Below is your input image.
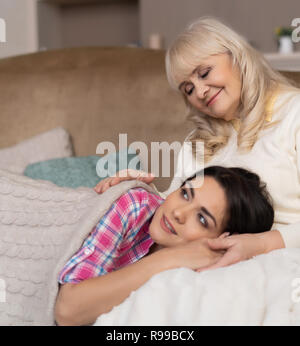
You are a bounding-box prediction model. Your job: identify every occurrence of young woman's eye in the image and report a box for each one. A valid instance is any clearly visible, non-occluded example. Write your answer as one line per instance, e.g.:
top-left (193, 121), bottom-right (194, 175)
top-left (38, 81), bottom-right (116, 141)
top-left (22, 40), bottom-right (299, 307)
top-left (180, 187), bottom-right (189, 200)
top-left (198, 213), bottom-right (208, 227)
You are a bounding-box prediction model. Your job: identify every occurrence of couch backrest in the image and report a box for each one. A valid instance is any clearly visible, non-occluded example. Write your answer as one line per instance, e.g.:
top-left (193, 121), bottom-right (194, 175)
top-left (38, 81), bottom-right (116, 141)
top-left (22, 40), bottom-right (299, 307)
top-left (0, 47), bottom-right (189, 190)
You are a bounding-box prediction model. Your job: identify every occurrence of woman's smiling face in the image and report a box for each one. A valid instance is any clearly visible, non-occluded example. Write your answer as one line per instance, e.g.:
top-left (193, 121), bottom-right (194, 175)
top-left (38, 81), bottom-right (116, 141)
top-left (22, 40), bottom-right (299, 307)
top-left (179, 53), bottom-right (242, 121)
top-left (149, 176), bottom-right (228, 248)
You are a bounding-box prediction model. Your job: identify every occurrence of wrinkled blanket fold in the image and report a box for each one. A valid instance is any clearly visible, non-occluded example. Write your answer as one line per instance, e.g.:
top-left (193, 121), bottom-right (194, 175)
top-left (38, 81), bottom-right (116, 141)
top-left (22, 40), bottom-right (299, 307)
top-left (95, 248), bottom-right (300, 326)
top-left (0, 168), bottom-right (156, 325)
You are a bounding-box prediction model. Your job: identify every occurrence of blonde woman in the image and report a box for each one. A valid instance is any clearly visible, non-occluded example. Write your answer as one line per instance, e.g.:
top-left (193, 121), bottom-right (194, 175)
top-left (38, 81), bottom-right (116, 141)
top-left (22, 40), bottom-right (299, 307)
top-left (94, 17), bottom-right (300, 270)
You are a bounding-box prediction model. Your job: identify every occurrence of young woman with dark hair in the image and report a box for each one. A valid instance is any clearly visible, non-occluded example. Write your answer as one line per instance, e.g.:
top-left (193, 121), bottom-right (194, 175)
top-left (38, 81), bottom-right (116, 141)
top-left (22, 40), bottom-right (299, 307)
top-left (55, 166), bottom-right (273, 325)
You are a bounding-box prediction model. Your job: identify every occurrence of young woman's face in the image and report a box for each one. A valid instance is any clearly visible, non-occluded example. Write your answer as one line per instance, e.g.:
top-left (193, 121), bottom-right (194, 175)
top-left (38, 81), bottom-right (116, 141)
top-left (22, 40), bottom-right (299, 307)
top-left (179, 53), bottom-right (242, 121)
top-left (149, 176), bottom-right (228, 248)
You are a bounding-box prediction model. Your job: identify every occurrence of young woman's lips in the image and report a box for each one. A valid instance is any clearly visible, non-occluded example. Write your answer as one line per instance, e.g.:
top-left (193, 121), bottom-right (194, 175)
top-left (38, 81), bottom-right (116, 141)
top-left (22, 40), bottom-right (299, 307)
top-left (207, 88), bottom-right (223, 106)
top-left (160, 215), bottom-right (177, 235)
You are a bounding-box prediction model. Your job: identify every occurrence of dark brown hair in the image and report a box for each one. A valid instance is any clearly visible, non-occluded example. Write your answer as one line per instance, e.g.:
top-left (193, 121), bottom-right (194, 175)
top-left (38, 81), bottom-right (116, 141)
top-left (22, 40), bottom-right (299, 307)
top-left (182, 166), bottom-right (274, 234)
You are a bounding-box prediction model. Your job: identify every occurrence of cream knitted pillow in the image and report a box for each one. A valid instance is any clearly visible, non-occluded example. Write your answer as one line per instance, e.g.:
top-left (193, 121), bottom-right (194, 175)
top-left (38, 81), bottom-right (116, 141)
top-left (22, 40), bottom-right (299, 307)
top-left (0, 169), bottom-right (156, 325)
top-left (0, 127), bottom-right (74, 174)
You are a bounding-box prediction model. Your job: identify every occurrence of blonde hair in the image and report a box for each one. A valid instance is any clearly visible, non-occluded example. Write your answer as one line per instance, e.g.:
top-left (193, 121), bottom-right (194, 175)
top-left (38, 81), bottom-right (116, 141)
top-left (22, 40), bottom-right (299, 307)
top-left (166, 16), bottom-right (299, 162)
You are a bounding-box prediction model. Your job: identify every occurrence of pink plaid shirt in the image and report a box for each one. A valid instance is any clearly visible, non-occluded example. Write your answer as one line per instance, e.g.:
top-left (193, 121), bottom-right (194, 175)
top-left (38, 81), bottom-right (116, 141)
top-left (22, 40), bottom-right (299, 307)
top-left (58, 188), bottom-right (164, 284)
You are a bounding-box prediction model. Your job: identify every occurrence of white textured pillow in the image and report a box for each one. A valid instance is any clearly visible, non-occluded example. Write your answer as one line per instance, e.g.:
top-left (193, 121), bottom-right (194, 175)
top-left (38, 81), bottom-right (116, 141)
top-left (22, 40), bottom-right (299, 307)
top-left (0, 127), bottom-right (74, 174)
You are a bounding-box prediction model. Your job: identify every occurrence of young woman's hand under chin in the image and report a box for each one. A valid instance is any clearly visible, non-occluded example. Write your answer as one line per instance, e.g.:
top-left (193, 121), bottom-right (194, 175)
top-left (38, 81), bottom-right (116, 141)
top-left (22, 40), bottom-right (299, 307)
top-left (162, 235), bottom-right (228, 272)
top-left (197, 230), bottom-right (285, 272)
top-left (94, 169), bottom-right (155, 194)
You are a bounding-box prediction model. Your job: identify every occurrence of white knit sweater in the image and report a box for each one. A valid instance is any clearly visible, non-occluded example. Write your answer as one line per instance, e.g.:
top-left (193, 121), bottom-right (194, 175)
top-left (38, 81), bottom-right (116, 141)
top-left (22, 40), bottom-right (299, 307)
top-left (166, 91), bottom-right (300, 248)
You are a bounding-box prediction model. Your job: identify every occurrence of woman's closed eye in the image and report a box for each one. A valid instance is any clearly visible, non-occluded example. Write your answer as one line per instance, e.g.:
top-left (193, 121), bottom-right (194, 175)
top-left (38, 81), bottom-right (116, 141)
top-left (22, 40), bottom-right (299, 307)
top-left (184, 83), bottom-right (194, 96)
top-left (196, 66), bottom-right (211, 79)
top-left (183, 69), bottom-right (211, 96)
top-left (200, 70), bottom-right (210, 78)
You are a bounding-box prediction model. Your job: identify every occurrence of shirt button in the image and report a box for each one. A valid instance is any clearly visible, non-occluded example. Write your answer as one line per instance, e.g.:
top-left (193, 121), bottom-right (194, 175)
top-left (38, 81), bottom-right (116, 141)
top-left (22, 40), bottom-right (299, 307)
top-left (84, 248), bottom-right (93, 256)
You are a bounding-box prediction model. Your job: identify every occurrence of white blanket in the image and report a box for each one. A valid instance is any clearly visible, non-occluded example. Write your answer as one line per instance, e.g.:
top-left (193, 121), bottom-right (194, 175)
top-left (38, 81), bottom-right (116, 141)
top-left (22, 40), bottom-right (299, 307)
top-left (95, 248), bottom-right (300, 326)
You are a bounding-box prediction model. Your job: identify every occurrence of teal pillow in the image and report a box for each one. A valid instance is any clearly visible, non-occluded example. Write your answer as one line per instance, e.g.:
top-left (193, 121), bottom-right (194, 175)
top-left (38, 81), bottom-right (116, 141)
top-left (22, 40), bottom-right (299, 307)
top-left (24, 150), bottom-right (141, 188)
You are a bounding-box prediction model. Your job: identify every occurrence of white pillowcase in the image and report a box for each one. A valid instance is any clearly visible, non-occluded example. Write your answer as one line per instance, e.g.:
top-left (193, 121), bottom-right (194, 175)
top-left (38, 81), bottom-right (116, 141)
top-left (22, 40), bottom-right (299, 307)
top-left (0, 127), bottom-right (74, 174)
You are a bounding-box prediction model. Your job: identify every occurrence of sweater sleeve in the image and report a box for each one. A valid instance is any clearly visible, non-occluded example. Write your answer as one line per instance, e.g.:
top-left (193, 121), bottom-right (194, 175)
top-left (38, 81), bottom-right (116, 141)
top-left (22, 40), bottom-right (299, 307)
top-left (275, 96), bottom-right (300, 248)
top-left (275, 223), bottom-right (300, 248)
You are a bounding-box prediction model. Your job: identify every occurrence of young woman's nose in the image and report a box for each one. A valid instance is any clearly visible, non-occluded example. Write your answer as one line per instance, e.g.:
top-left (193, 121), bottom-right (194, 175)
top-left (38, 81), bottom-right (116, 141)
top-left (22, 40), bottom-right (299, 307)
top-left (172, 205), bottom-right (189, 224)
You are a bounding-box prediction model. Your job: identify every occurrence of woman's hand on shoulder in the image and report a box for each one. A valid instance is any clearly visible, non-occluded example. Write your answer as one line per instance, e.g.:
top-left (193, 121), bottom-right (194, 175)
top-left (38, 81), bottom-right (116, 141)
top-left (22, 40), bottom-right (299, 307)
top-left (94, 169), bottom-right (155, 194)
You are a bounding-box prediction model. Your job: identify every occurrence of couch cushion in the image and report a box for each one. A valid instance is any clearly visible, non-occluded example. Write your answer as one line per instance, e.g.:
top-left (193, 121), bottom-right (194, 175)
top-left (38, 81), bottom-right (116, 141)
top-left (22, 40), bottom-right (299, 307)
top-left (24, 150), bottom-right (141, 188)
top-left (0, 127), bottom-right (73, 174)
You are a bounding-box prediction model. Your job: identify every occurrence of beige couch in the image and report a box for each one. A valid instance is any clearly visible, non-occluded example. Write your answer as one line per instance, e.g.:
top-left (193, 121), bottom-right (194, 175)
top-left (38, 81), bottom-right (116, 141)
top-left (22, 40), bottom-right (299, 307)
top-left (0, 46), bottom-right (299, 190)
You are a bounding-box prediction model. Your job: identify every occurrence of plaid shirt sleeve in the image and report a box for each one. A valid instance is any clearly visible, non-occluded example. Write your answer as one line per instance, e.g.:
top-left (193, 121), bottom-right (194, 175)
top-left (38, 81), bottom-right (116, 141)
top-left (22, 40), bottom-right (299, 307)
top-left (58, 188), bottom-right (163, 284)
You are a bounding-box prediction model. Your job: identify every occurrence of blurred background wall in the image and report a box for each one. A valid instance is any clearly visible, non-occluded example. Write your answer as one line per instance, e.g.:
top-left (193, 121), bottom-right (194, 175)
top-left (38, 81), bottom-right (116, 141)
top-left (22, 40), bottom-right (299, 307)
top-left (0, 0), bottom-right (299, 59)
top-left (140, 0), bottom-right (300, 52)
